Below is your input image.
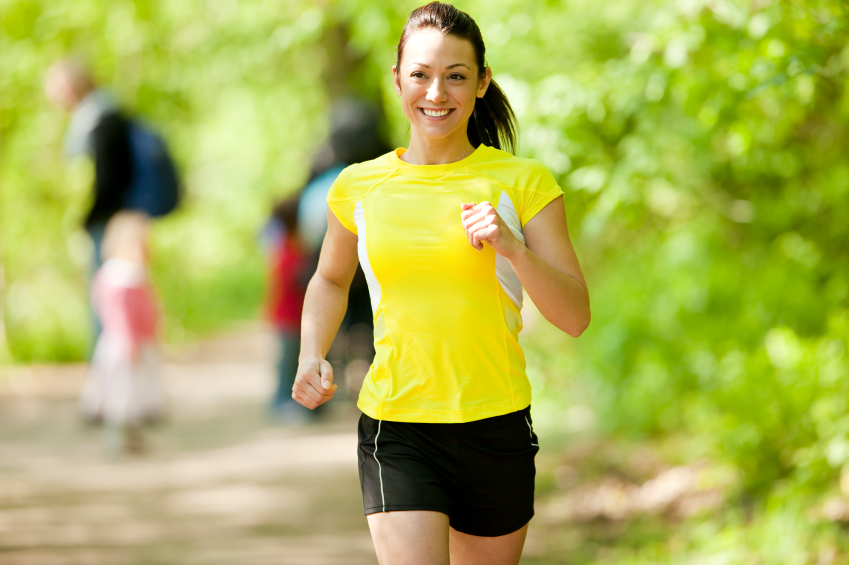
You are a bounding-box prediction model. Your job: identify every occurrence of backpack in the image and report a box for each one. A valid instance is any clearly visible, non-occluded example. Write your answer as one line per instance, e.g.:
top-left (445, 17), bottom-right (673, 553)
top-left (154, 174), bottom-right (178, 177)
top-left (123, 120), bottom-right (181, 217)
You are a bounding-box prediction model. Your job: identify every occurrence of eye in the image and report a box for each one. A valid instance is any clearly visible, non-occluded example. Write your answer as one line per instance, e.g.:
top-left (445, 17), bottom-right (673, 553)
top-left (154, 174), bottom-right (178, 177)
top-left (411, 71), bottom-right (427, 79)
top-left (448, 73), bottom-right (466, 81)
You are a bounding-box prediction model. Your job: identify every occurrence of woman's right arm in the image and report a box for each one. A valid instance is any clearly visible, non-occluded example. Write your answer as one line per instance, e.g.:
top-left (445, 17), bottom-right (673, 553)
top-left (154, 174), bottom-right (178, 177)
top-left (292, 207), bottom-right (360, 410)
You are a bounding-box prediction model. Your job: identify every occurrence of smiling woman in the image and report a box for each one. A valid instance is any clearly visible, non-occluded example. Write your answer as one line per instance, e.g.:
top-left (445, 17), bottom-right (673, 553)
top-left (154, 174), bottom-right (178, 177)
top-left (393, 29), bottom-right (492, 163)
top-left (291, 2), bottom-right (591, 564)
top-left (393, 3), bottom-right (516, 162)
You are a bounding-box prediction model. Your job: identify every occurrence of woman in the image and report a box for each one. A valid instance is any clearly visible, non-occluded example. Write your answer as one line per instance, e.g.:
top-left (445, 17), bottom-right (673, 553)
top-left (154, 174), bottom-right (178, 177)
top-left (293, 3), bottom-right (590, 563)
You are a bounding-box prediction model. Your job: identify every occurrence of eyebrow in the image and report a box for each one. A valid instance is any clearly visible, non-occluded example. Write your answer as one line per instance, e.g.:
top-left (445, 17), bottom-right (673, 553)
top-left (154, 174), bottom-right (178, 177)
top-left (410, 62), bottom-right (471, 70)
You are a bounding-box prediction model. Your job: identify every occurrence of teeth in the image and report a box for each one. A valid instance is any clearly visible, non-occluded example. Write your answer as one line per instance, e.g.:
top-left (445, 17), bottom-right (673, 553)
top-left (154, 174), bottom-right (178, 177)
top-left (423, 108), bottom-right (450, 117)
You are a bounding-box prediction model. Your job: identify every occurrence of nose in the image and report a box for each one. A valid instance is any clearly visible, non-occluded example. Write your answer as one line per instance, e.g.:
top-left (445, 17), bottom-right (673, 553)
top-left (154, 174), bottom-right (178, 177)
top-left (425, 78), bottom-right (447, 104)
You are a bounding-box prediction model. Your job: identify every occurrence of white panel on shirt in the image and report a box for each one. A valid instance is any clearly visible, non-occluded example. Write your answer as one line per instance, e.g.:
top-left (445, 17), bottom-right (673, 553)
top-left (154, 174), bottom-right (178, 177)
top-left (354, 200), bottom-right (382, 314)
top-left (495, 191), bottom-right (524, 310)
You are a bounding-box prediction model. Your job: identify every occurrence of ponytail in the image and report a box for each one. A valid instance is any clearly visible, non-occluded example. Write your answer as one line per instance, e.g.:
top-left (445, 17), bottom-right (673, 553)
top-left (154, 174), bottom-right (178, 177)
top-left (468, 79), bottom-right (516, 154)
top-left (397, 2), bottom-right (518, 155)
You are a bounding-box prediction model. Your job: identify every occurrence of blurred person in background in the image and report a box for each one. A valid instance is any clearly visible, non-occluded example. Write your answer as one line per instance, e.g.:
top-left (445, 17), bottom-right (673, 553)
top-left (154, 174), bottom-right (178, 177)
top-left (44, 59), bottom-right (179, 350)
top-left (264, 195), bottom-right (312, 423)
top-left (297, 97), bottom-right (391, 396)
top-left (292, 3), bottom-right (590, 564)
top-left (44, 59), bottom-right (133, 282)
top-left (80, 212), bottom-right (164, 456)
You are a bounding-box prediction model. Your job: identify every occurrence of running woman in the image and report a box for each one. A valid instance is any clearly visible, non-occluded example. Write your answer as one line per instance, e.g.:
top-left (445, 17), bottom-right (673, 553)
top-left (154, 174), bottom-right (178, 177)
top-left (292, 3), bottom-right (590, 564)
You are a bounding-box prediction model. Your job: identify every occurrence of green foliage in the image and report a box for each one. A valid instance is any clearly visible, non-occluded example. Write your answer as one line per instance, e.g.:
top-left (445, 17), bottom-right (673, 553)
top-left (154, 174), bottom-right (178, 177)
top-left (512, 0), bottom-right (849, 496)
top-left (1, 0), bottom-right (335, 360)
top-left (584, 501), bottom-right (849, 564)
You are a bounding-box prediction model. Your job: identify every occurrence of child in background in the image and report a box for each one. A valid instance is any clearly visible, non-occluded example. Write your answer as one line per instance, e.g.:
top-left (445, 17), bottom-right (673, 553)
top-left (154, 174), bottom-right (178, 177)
top-left (80, 211), bottom-right (164, 455)
top-left (266, 196), bottom-right (311, 422)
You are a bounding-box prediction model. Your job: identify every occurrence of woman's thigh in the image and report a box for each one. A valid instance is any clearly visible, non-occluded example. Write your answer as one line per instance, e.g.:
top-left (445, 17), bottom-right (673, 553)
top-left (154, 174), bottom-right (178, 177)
top-left (367, 510), bottom-right (450, 565)
top-left (449, 523), bottom-right (528, 565)
top-left (366, 511), bottom-right (528, 565)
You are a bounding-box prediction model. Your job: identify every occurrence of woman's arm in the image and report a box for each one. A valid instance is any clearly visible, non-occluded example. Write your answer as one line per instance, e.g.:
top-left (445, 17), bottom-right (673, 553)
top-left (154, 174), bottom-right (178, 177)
top-left (292, 208), bottom-right (360, 409)
top-left (461, 196), bottom-right (590, 337)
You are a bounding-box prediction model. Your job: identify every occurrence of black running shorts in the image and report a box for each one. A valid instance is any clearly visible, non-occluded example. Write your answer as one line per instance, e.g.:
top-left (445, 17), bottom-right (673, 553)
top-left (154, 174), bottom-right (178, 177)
top-left (357, 406), bottom-right (539, 537)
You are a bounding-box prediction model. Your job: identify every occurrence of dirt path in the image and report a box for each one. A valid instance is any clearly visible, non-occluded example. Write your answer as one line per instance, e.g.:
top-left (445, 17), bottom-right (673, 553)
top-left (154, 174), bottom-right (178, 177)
top-left (0, 327), bottom-right (375, 565)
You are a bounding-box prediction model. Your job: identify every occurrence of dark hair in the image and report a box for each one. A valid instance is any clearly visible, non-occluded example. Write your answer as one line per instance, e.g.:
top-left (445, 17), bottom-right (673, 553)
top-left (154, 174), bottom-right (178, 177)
top-left (396, 2), bottom-right (517, 154)
top-left (272, 195), bottom-right (300, 235)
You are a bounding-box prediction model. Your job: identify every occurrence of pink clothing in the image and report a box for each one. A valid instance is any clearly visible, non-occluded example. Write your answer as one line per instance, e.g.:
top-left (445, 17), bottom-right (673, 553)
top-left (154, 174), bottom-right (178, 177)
top-left (82, 259), bottom-right (164, 425)
top-left (93, 261), bottom-right (158, 351)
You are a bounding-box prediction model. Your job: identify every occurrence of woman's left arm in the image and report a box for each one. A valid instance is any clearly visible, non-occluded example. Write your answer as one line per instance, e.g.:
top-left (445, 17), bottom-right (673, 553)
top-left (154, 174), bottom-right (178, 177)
top-left (461, 196), bottom-right (590, 337)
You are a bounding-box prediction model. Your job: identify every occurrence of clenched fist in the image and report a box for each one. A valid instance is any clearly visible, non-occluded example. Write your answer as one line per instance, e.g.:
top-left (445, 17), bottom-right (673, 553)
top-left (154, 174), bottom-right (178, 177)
top-left (460, 201), bottom-right (523, 258)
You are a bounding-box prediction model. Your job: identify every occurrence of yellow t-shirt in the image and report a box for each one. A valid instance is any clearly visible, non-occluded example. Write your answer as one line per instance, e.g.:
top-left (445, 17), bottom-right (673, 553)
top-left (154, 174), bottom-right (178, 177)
top-left (327, 144), bottom-right (564, 423)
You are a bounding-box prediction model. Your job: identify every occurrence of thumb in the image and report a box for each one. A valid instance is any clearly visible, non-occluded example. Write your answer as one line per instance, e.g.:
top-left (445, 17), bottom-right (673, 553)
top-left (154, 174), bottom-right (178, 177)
top-left (460, 202), bottom-right (475, 210)
top-left (320, 361), bottom-right (335, 391)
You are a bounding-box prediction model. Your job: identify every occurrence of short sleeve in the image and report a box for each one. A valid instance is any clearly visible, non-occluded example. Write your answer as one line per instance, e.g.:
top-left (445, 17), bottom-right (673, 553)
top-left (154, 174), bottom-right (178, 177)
top-left (517, 161), bottom-right (564, 226)
top-left (326, 165), bottom-right (361, 234)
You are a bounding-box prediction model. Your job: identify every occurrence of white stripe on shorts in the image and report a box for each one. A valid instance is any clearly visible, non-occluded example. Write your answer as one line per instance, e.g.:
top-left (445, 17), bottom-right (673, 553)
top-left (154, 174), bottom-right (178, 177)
top-left (525, 415), bottom-right (539, 447)
top-left (373, 420), bottom-right (386, 512)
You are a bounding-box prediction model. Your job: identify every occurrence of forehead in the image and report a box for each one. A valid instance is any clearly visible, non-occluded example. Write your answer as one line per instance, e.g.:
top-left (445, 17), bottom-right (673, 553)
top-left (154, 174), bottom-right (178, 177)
top-left (400, 29), bottom-right (477, 70)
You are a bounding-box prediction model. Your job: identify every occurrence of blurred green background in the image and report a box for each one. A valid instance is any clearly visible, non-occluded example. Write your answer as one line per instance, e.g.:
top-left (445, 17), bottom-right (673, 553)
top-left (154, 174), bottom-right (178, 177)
top-left (3, 0), bottom-right (849, 561)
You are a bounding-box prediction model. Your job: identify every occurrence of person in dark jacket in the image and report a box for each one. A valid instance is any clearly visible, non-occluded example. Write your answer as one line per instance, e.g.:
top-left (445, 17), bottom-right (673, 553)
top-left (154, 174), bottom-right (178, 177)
top-left (44, 59), bottom-right (135, 346)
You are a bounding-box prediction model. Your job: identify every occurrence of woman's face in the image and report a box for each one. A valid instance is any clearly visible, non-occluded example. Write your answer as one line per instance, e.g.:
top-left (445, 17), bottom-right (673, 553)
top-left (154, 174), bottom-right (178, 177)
top-left (393, 29), bottom-right (491, 144)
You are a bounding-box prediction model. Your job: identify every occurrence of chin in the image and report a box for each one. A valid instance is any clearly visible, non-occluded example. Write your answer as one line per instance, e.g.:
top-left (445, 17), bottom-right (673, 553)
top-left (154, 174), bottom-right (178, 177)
top-left (416, 122), bottom-right (463, 141)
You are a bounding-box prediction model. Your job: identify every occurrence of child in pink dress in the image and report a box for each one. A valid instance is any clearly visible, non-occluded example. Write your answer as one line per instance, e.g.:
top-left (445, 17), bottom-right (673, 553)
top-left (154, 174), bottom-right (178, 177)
top-left (80, 212), bottom-right (164, 454)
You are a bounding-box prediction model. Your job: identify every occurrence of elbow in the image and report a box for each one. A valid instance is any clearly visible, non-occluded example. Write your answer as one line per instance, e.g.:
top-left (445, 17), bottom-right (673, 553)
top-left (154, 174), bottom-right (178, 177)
top-left (538, 286), bottom-right (591, 337)
top-left (313, 271), bottom-right (347, 292)
top-left (565, 317), bottom-right (590, 338)
top-left (562, 306), bottom-right (591, 338)
top-left (562, 284), bottom-right (591, 338)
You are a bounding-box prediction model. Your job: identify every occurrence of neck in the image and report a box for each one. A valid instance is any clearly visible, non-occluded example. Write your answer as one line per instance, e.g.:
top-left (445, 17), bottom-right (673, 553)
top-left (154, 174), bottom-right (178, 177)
top-left (71, 86), bottom-right (95, 109)
top-left (401, 128), bottom-right (477, 166)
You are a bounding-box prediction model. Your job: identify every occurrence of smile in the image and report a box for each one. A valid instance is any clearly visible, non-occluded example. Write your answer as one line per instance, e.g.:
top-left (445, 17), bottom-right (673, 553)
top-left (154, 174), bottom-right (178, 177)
top-left (420, 108), bottom-right (454, 118)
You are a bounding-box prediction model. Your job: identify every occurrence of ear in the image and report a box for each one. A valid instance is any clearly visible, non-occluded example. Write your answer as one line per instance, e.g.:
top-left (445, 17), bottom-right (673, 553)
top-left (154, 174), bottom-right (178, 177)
top-left (392, 65), bottom-right (402, 96)
top-left (477, 67), bottom-right (492, 98)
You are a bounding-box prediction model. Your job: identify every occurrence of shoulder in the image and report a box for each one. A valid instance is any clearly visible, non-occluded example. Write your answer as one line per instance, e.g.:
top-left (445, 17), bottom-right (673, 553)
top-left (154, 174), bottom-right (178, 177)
top-left (93, 111), bottom-right (130, 133)
top-left (91, 112), bottom-right (131, 147)
top-left (469, 147), bottom-right (559, 194)
top-left (327, 152), bottom-right (397, 202)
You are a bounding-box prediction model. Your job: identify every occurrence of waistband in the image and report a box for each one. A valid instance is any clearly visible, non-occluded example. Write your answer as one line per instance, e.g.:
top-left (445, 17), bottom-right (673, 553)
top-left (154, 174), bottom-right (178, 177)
top-left (360, 404), bottom-right (532, 434)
